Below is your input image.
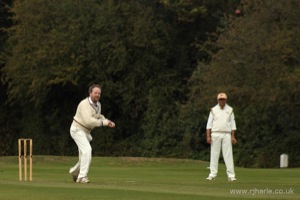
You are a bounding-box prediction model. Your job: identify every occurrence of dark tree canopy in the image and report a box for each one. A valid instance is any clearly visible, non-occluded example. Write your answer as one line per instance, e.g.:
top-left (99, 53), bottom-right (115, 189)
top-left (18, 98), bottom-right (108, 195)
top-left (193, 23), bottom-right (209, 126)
top-left (1, 0), bottom-right (299, 167)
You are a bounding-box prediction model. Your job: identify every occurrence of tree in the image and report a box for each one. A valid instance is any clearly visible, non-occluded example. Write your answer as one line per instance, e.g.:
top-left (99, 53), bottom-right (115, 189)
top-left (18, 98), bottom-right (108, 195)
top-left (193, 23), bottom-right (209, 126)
top-left (185, 0), bottom-right (300, 167)
top-left (2, 0), bottom-right (102, 106)
top-left (1, 0), bottom-right (242, 156)
top-left (0, 0), bottom-right (18, 156)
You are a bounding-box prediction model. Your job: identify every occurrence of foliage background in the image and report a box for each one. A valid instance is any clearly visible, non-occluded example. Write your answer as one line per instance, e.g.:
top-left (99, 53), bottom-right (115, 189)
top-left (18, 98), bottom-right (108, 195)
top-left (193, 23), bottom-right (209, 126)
top-left (0, 0), bottom-right (299, 167)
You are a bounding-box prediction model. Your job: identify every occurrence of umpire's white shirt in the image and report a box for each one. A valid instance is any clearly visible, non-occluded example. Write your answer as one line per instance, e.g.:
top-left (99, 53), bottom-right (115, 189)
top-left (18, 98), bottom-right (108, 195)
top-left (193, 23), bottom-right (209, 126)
top-left (206, 104), bottom-right (236, 132)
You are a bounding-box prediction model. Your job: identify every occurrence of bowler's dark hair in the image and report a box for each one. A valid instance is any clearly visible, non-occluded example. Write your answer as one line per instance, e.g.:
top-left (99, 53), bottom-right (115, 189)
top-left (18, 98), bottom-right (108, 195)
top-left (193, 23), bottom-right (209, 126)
top-left (88, 84), bottom-right (101, 93)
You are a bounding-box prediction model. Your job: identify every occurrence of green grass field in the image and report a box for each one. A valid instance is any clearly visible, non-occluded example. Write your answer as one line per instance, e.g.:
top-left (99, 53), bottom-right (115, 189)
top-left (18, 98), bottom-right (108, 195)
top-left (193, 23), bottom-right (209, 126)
top-left (0, 156), bottom-right (299, 200)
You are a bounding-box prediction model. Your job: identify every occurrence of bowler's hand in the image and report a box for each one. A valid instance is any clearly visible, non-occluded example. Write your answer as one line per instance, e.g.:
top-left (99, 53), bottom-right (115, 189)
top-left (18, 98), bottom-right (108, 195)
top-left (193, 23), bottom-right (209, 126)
top-left (108, 120), bottom-right (115, 128)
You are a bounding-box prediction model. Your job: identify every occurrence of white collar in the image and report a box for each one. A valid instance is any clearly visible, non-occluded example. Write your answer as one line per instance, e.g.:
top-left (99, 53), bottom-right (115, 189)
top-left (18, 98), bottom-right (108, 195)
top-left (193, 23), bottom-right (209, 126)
top-left (88, 97), bottom-right (98, 106)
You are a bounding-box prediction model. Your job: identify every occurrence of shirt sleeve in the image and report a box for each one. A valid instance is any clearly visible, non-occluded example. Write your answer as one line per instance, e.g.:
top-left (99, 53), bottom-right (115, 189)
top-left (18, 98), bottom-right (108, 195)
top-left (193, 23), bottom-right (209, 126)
top-left (206, 111), bottom-right (214, 129)
top-left (231, 112), bottom-right (237, 130)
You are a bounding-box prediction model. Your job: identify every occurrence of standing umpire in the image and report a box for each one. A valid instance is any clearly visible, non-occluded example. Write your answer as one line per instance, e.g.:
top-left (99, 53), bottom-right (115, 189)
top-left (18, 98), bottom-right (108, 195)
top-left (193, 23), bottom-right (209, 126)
top-left (206, 93), bottom-right (237, 181)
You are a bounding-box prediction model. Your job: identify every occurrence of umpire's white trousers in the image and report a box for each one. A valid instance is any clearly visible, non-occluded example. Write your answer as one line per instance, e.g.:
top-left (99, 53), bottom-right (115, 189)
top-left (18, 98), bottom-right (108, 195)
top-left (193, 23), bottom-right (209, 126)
top-left (70, 126), bottom-right (92, 179)
top-left (209, 132), bottom-right (235, 178)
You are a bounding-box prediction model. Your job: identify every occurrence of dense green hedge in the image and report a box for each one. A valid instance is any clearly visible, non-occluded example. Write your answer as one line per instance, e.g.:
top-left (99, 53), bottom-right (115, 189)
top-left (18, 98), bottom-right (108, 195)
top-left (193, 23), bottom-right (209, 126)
top-left (1, 0), bottom-right (299, 167)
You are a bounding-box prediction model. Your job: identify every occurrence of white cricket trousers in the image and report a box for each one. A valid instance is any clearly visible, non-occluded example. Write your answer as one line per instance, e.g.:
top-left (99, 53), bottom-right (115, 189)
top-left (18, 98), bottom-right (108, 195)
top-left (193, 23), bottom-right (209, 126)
top-left (70, 126), bottom-right (92, 179)
top-left (209, 132), bottom-right (235, 178)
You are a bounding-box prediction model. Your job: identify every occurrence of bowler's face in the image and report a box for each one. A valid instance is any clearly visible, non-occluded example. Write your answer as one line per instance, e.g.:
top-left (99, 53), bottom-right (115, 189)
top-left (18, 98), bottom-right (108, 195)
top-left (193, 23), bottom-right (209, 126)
top-left (90, 87), bottom-right (101, 103)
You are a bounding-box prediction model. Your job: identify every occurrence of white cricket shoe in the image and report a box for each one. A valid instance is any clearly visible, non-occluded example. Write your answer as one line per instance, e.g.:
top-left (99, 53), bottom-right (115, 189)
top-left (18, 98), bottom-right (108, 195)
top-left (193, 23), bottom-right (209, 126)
top-left (206, 176), bottom-right (215, 181)
top-left (76, 177), bottom-right (90, 183)
top-left (228, 177), bottom-right (237, 181)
